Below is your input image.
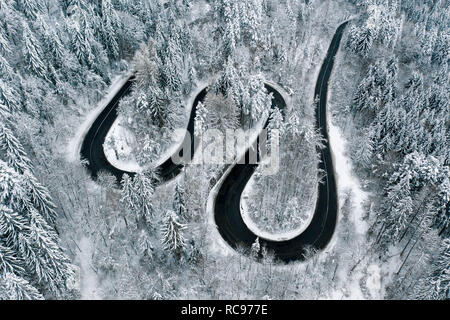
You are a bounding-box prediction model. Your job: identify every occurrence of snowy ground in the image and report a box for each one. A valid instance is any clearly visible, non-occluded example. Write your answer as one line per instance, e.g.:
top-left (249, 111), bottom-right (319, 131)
top-left (326, 117), bottom-right (374, 299)
top-left (104, 118), bottom-right (141, 172)
top-left (76, 237), bottom-right (102, 300)
top-left (240, 178), bottom-right (316, 241)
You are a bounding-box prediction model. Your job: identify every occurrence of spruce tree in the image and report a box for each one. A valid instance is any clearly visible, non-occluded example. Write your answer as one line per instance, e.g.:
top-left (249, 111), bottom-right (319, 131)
top-left (0, 122), bottom-right (32, 173)
top-left (18, 0), bottom-right (43, 20)
top-left (132, 171), bottom-right (155, 224)
top-left (161, 210), bottom-right (186, 254)
top-left (0, 79), bottom-right (20, 113)
top-left (100, 0), bottom-right (120, 60)
top-left (251, 237), bottom-right (261, 258)
top-left (38, 18), bottom-right (64, 69)
top-left (22, 22), bottom-right (47, 79)
top-left (430, 238), bottom-right (450, 299)
top-left (0, 29), bottom-right (10, 54)
top-left (173, 182), bottom-right (187, 221)
top-left (0, 55), bottom-right (13, 80)
top-left (0, 272), bottom-right (44, 300)
top-left (121, 171), bottom-right (155, 227)
top-left (0, 159), bottom-right (71, 297)
top-left (194, 101), bottom-right (208, 136)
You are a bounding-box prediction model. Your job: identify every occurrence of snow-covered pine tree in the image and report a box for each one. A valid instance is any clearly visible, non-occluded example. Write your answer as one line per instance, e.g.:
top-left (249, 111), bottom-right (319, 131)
top-left (285, 112), bottom-right (302, 138)
top-left (0, 121), bottom-right (32, 173)
top-left (67, 6), bottom-right (95, 68)
top-left (137, 229), bottom-right (153, 257)
top-left (120, 171), bottom-right (155, 227)
top-left (0, 121), bottom-right (59, 225)
top-left (0, 55), bottom-right (13, 80)
top-left (17, 0), bottom-right (43, 20)
top-left (432, 32), bottom-right (449, 65)
top-left (347, 24), bottom-right (374, 57)
top-left (370, 101), bottom-right (401, 155)
top-left (173, 182), bottom-right (187, 221)
top-left (242, 75), bottom-right (271, 123)
top-left (160, 37), bottom-right (183, 94)
top-left (352, 60), bottom-right (398, 116)
top-left (420, 27), bottom-right (437, 65)
top-left (100, 0), bottom-right (120, 60)
top-left (161, 210), bottom-right (186, 254)
top-left (0, 28), bottom-right (10, 54)
top-left (214, 0), bottom-right (265, 58)
top-left (136, 134), bottom-right (162, 166)
top-left (184, 64), bottom-right (196, 95)
top-left (38, 18), bottom-right (65, 69)
top-left (203, 92), bottom-right (240, 132)
top-left (0, 79), bottom-right (20, 114)
top-left (415, 237), bottom-right (450, 300)
top-left (22, 171), bottom-right (58, 225)
top-left (120, 173), bottom-right (136, 210)
top-left (194, 101), bottom-right (208, 137)
top-left (354, 128), bottom-right (375, 169)
top-left (0, 272), bottom-right (44, 300)
top-left (133, 38), bottom-right (160, 89)
top-left (148, 87), bottom-right (169, 129)
top-left (22, 22), bottom-right (47, 79)
top-left (135, 90), bottom-right (149, 113)
top-left (381, 171), bottom-right (413, 243)
top-left (0, 159), bottom-right (71, 298)
top-left (268, 108), bottom-right (284, 133)
top-left (132, 171), bottom-right (155, 224)
top-left (213, 0), bottom-right (241, 58)
top-left (429, 238), bottom-right (450, 299)
top-left (213, 58), bottom-right (242, 111)
top-left (128, 39), bottom-right (173, 133)
top-left (152, 2), bottom-right (187, 96)
top-left (266, 107), bottom-right (285, 150)
top-left (221, 58), bottom-right (239, 94)
top-left (376, 0), bottom-right (401, 49)
top-left (251, 237), bottom-right (261, 258)
top-left (240, 0), bottom-right (263, 48)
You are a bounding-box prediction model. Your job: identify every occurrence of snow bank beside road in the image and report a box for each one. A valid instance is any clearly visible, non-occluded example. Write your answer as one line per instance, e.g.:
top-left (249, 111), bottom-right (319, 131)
top-left (329, 118), bottom-right (369, 236)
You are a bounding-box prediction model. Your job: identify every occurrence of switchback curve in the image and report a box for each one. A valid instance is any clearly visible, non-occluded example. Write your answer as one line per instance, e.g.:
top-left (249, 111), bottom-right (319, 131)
top-left (213, 22), bottom-right (348, 263)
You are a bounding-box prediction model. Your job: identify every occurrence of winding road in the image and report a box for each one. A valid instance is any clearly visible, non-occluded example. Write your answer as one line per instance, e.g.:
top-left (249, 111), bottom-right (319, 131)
top-left (80, 77), bottom-right (207, 183)
top-left (214, 22), bottom-right (348, 262)
top-left (80, 22), bottom-right (348, 262)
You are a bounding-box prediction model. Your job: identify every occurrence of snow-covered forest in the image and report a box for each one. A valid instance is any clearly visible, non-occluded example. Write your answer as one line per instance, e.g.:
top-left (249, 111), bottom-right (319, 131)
top-left (0, 0), bottom-right (448, 301)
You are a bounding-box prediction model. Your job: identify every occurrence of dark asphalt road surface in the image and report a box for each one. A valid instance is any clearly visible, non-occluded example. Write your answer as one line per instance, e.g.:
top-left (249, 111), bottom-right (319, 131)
top-left (214, 22), bottom-right (348, 262)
